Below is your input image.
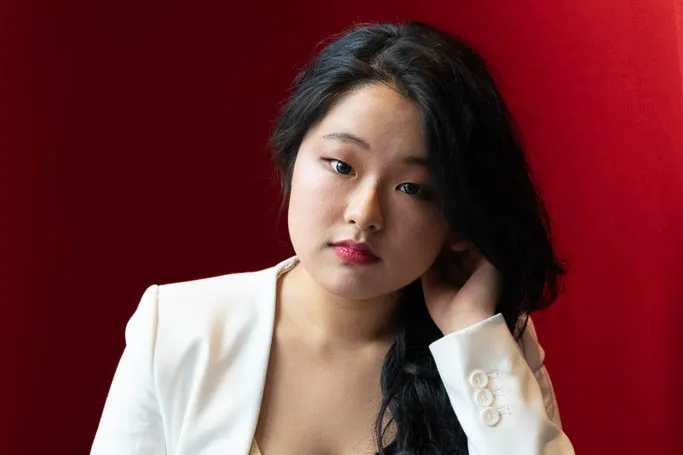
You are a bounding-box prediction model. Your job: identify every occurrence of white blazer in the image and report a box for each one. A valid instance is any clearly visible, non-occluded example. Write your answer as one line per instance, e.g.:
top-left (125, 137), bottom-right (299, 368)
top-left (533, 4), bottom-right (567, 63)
top-left (91, 255), bottom-right (575, 454)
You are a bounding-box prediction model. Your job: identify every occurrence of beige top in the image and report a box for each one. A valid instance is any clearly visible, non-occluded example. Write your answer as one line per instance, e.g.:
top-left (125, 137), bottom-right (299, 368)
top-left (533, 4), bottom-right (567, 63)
top-left (249, 438), bottom-right (262, 455)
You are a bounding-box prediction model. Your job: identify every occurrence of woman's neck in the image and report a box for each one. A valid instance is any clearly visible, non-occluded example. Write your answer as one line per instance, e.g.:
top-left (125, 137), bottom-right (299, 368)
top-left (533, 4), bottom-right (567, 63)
top-left (277, 261), bottom-right (399, 350)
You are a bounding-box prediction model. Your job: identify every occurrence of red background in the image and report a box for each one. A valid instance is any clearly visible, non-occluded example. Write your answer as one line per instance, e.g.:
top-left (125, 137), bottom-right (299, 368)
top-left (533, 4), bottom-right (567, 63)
top-left (2, 1), bottom-right (682, 453)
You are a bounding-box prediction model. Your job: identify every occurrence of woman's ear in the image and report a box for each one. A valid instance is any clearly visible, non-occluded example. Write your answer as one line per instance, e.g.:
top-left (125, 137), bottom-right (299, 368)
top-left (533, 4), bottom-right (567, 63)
top-left (446, 230), bottom-right (472, 252)
top-left (450, 240), bottom-right (471, 252)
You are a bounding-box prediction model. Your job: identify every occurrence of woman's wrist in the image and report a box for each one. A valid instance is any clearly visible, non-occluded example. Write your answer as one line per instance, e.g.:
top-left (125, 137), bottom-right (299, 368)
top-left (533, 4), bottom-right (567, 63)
top-left (440, 310), bottom-right (495, 335)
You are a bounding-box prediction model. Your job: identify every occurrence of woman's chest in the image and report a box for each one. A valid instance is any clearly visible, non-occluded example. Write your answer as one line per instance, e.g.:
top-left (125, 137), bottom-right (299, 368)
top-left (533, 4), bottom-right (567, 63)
top-left (253, 339), bottom-right (392, 455)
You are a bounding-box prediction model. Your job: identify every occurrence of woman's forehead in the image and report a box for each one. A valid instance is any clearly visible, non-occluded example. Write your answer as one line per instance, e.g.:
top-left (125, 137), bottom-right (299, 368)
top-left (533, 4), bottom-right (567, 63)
top-left (308, 85), bottom-right (427, 157)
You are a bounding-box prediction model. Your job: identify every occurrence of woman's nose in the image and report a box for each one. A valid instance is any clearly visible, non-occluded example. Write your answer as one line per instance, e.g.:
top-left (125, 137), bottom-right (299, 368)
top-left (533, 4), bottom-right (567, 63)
top-left (344, 182), bottom-right (385, 232)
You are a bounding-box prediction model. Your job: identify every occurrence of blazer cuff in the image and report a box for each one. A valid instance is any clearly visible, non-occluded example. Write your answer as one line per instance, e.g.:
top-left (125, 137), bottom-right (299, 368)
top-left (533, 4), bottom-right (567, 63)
top-left (429, 314), bottom-right (574, 454)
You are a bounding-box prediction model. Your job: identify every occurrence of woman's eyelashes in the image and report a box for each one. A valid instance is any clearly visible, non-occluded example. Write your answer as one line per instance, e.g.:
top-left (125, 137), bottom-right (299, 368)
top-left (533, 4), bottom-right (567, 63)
top-left (323, 158), bottom-right (432, 200)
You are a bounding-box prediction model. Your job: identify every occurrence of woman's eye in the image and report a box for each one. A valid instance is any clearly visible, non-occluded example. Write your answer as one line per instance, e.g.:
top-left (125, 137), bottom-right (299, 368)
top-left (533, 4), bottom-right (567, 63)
top-left (398, 182), bottom-right (421, 195)
top-left (399, 182), bottom-right (433, 200)
top-left (330, 159), bottom-right (353, 175)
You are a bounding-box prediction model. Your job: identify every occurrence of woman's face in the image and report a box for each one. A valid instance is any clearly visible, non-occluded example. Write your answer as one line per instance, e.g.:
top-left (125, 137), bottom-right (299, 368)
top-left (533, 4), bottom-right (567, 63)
top-left (287, 83), bottom-right (455, 300)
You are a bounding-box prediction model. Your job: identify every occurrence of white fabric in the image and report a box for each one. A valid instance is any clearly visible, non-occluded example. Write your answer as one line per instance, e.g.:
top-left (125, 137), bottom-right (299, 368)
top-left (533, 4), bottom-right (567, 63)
top-left (91, 255), bottom-right (574, 454)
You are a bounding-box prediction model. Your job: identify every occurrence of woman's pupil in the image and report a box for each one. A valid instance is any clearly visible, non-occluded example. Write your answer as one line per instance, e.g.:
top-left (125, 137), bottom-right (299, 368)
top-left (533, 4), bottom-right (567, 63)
top-left (336, 161), bottom-right (351, 174)
top-left (402, 183), bottom-right (419, 194)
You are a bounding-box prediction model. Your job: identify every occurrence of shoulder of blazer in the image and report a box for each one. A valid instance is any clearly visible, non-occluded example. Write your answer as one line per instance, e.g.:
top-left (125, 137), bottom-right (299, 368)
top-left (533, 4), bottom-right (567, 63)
top-left (149, 260), bottom-right (284, 371)
top-left (157, 263), bottom-right (278, 315)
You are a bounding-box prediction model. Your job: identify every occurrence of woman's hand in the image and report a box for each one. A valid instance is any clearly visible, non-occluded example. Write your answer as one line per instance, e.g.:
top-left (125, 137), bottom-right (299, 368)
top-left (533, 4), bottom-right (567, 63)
top-left (421, 243), bottom-right (503, 335)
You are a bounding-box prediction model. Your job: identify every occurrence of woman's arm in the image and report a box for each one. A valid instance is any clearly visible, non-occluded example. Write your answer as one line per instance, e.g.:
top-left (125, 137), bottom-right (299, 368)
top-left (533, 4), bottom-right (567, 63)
top-left (429, 314), bottom-right (574, 455)
top-left (90, 285), bottom-right (167, 455)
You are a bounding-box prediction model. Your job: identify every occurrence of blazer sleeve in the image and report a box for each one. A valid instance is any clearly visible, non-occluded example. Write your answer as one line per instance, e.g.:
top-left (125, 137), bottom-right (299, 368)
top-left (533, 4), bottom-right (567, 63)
top-left (429, 313), bottom-right (575, 455)
top-left (91, 285), bottom-right (167, 455)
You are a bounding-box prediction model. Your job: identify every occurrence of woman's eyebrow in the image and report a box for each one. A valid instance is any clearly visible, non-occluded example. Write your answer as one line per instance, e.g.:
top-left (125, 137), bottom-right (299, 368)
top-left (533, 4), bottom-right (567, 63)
top-left (323, 132), bottom-right (370, 149)
top-left (322, 132), bottom-right (429, 167)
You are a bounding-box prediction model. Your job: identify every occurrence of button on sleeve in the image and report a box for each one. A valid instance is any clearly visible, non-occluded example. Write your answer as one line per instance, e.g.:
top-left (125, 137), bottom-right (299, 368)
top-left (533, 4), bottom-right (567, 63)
top-left (481, 407), bottom-right (501, 427)
top-left (474, 388), bottom-right (495, 407)
top-left (469, 369), bottom-right (489, 388)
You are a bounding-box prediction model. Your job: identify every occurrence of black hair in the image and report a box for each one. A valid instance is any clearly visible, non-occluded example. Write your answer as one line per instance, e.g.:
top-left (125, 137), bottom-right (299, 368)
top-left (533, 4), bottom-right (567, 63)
top-left (269, 20), bottom-right (567, 454)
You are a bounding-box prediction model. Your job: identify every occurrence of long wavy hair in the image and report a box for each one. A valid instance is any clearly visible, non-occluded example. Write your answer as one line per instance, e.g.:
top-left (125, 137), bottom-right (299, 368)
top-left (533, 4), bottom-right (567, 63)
top-left (268, 21), bottom-right (567, 454)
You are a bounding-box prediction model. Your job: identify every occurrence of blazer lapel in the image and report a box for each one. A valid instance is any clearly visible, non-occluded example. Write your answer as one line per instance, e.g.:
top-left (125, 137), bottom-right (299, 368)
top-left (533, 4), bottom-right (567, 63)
top-left (240, 255), bottom-right (299, 454)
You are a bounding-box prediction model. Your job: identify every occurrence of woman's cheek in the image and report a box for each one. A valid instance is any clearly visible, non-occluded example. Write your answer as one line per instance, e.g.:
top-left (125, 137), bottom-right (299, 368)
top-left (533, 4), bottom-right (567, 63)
top-left (296, 168), bottom-right (341, 217)
top-left (409, 211), bottom-right (450, 247)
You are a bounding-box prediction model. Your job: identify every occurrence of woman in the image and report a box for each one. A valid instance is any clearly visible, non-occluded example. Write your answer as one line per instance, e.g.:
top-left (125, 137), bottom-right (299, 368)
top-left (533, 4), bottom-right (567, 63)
top-left (91, 21), bottom-right (575, 454)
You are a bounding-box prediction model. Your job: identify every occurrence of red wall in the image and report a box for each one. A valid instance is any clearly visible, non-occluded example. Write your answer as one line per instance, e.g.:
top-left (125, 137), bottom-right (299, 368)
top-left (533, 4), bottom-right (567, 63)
top-left (2, 1), bottom-right (681, 453)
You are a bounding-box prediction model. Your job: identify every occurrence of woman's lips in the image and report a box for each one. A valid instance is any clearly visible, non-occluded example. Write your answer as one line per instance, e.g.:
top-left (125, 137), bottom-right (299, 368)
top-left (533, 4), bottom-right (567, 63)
top-left (331, 245), bottom-right (380, 265)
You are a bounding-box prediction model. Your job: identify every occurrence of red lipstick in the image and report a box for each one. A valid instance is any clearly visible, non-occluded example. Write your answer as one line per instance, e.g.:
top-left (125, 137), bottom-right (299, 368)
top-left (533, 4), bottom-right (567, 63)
top-left (331, 240), bottom-right (380, 265)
